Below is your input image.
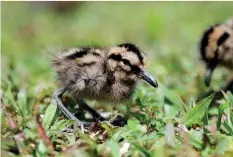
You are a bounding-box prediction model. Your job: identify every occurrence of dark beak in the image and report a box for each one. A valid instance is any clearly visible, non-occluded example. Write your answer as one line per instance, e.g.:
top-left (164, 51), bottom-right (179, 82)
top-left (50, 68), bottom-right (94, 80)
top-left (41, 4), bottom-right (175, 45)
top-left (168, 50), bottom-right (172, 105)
top-left (205, 63), bottom-right (217, 87)
top-left (138, 68), bottom-right (158, 88)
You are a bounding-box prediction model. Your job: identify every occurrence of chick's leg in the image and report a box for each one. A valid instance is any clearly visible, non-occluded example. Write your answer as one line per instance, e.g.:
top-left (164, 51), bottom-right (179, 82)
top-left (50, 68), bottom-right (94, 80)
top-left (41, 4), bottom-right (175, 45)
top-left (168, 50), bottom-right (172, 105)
top-left (53, 88), bottom-right (93, 126)
top-left (78, 100), bottom-right (127, 126)
top-left (77, 99), bottom-right (106, 121)
top-left (54, 88), bottom-right (126, 127)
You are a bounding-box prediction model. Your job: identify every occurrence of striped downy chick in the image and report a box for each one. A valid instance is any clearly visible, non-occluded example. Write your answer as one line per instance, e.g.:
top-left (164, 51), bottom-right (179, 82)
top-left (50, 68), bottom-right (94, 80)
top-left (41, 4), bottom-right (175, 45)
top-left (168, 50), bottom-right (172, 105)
top-left (51, 43), bottom-right (158, 126)
top-left (200, 17), bottom-right (233, 86)
top-left (52, 47), bottom-right (107, 99)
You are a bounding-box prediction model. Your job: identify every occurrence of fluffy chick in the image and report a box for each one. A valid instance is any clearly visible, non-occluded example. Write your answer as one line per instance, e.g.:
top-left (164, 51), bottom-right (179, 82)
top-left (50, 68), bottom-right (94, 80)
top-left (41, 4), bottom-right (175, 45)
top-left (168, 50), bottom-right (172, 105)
top-left (51, 43), bottom-right (158, 126)
top-left (200, 17), bottom-right (233, 88)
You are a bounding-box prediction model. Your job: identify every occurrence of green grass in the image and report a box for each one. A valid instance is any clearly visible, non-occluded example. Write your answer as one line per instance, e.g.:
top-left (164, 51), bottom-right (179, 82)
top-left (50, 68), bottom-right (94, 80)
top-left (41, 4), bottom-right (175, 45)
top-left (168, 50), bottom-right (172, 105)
top-left (1, 2), bottom-right (233, 157)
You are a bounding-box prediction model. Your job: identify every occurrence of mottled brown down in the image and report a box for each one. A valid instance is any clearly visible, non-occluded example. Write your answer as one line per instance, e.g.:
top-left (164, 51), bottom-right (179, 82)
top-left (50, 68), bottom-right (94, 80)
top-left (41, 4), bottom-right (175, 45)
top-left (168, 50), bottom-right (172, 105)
top-left (200, 17), bottom-right (233, 86)
top-left (51, 44), bottom-right (157, 102)
top-left (202, 18), bottom-right (233, 70)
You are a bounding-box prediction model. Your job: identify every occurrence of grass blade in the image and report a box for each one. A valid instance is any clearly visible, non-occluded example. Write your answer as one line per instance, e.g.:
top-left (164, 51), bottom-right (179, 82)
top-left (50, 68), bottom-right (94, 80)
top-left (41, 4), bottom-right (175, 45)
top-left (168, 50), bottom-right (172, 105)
top-left (161, 85), bottom-right (187, 112)
top-left (107, 140), bottom-right (120, 157)
top-left (223, 121), bottom-right (233, 136)
top-left (42, 100), bottom-right (57, 130)
top-left (217, 103), bottom-right (227, 130)
top-left (226, 92), bottom-right (233, 129)
top-left (183, 94), bottom-right (214, 126)
top-left (131, 142), bottom-right (151, 157)
top-left (203, 106), bottom-right (209, 133)
top-left (17, 88), bottom-right (28, 116)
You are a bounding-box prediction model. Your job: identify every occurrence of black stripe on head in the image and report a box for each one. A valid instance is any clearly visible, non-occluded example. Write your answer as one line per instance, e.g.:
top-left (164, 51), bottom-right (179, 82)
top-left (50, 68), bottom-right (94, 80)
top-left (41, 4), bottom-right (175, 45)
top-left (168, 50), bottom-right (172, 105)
top-left (92, 52), bottom-right (101, 56)
top-left (217, 32), bottom-right (229, 46)
top-left (200, 26), bottom-right (214, 61)
top-left (108, 54), bottom-right (141, 73)
top-left (108, 54), bottom-right (122, 61)
top-left (118, 43), bottom-right (144, 64)
top-left (210, 32), bottom-right (229, 66)
top-left (65, 46), bottom-right (101, 59)
top-left (65, 48), bottom-right (89, 59)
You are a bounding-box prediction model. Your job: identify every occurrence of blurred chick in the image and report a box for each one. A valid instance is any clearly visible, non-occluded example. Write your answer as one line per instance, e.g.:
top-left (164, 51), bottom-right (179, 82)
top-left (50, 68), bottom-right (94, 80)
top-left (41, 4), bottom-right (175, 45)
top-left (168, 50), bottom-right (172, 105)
top-left (200, 17), bottom-right (233, 90)
top-left (51, 43), bottom-right (158, 126)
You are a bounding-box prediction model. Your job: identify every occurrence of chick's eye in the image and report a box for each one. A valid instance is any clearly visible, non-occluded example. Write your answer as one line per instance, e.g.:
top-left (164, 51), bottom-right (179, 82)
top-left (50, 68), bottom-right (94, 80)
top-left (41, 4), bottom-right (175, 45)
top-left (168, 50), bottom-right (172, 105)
top-left (122, 59), bottom-right (131, 66)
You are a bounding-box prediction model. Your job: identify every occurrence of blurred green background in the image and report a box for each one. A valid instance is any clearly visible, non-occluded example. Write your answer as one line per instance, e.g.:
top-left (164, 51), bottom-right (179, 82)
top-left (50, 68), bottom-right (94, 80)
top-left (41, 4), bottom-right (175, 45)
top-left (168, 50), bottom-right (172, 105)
top-left (2, 1), bottom-right (233, 102)
top-left (2, 2), bottom-right (233, 157)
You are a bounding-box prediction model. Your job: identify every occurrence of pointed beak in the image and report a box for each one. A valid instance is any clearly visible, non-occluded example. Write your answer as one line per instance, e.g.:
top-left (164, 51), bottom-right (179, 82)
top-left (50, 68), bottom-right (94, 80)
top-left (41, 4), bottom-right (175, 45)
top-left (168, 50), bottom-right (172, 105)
top-left (138, 68), bottom-right (158, 88)
top-left (204, 63), bottom-right (217, 87)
